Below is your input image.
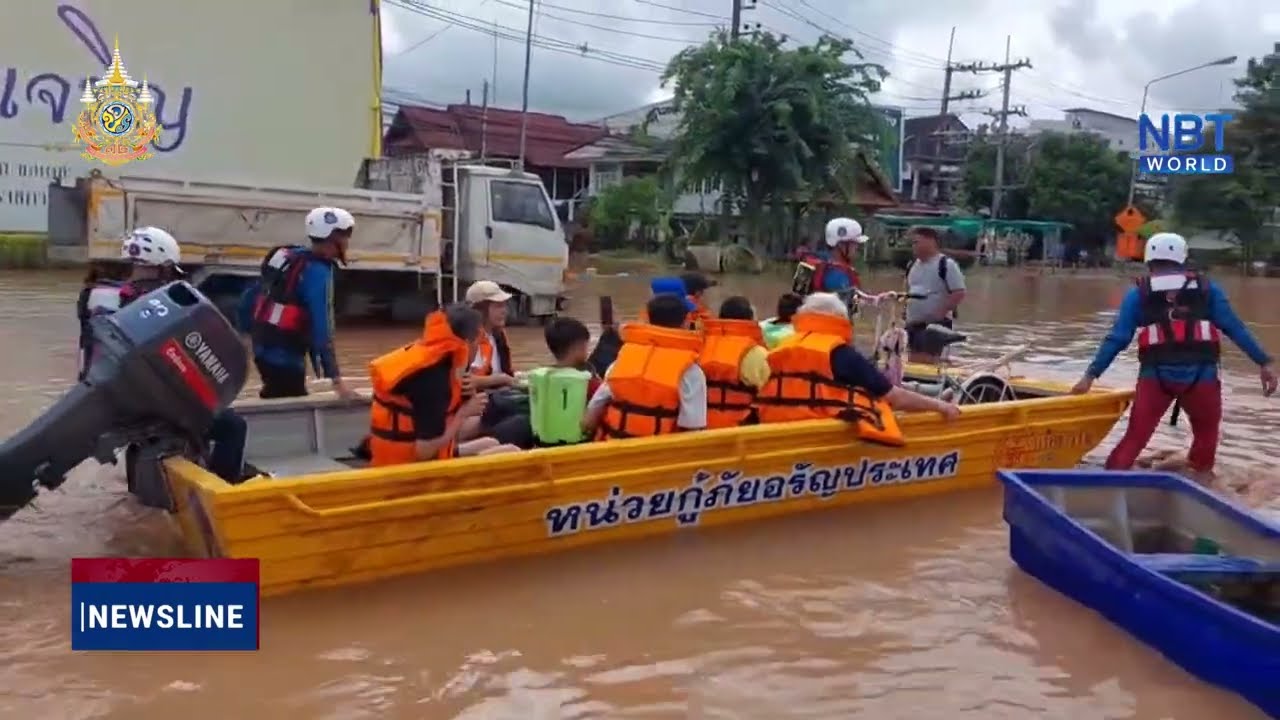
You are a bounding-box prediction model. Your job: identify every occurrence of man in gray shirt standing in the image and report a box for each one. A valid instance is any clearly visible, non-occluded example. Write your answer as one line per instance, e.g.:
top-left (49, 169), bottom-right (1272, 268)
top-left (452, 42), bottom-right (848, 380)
top-left (904, 226), bottom-right (967, 363)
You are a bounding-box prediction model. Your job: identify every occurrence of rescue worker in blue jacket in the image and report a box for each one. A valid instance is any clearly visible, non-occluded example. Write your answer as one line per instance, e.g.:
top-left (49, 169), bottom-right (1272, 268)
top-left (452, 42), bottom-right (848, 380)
top-left (1072, 232), bottom-right (1276, 474)
top-left (79, 227), bottom-right (249, 483)
top-left (238, 207), bottom-right (358, 400)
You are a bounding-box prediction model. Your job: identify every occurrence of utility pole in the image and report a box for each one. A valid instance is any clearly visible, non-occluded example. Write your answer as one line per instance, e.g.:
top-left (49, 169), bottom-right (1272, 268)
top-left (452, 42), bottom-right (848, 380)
top-left (516, 0), bottom-right (535, 170)
top-left (953, 37), bottom-right (1032, 217)
top-left (731, 0), bottom-right (755, 39)
top-left (480, 79), bottom-right (490, 163)
top-left (927, 27), bottom-right (984, 203)
top-left (492, 20), bottom-right (499, 106)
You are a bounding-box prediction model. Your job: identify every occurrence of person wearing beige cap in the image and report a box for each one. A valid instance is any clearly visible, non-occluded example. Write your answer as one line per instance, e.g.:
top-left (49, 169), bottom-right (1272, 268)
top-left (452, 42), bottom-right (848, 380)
top-left (463, 280), bottom-right (518, 391)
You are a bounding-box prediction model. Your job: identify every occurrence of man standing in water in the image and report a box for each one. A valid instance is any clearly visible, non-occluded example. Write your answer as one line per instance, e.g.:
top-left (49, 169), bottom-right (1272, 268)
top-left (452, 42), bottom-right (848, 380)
top-left (1071, 232), bottom-right (1277, 476)
top-left (904, 226), bottom-right (966, 363)
top-left (240, 207), bottom-right (359, 400)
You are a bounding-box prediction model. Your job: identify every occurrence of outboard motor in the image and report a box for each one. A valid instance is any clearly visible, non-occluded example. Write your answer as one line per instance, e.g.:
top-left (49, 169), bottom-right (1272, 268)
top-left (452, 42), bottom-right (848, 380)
top-left (0, 281), bottom-right (246, 522)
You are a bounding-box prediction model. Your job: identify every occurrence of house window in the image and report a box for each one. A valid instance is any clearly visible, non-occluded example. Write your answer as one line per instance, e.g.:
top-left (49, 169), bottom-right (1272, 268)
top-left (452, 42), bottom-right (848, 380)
top-left (593, 163), bottom-right (622, 193)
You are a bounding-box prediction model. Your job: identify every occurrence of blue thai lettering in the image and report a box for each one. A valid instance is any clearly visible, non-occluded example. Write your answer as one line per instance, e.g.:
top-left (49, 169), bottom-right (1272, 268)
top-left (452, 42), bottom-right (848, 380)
top-left (648, 489), bottom-right (676, 518)
top-left (0, 5), bottom-right (195, 151)
top-left (787, 463), bottom-right (811, 496)
top-left (911, 454), bottom-right (939, 478)
top-left (585, 486), bottom-right (622, 528)
top-left (866, 460), bottom-right (888, 485)
top-left (676, 486), bottom-right (704, 525)
top-left (545, 504), bottom-right (584, 536)
top-left (809, 468), bottom-right (841, 498)
top-left (841, 462), bottom-right (865, 489)
top-left (1, 69), bottom-right (18, 119)
top-left (25, 73), bottom-right (71, 124)
top-left (543, 450), bottom-right (964, 537)
top-left (621, 493), bottom-right (646, 521)
top-left (704, 470), bottom-right (740, 509)
top-left (148, 82), bottom-right (193, 152)
top-left (735, 477), bottom-right (762, 504)
top-left (763, 475), bottom-right (786, 500)
top-left (938, 451), bottom-right (960, 475)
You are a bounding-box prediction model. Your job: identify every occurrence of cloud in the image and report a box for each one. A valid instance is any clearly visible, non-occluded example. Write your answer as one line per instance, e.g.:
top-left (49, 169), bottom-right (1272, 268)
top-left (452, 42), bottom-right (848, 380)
top-left (379, 0), bottom-right (1278, 128)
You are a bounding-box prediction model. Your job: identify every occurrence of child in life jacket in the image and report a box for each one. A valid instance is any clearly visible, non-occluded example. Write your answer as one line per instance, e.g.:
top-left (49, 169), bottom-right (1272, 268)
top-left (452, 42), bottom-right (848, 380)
top-left (759, 292), bottom-right (803, 349)
top-left (1072, 232), bottom-right (1276, 476)
top-left (487, 317), bottom-right (603, 449)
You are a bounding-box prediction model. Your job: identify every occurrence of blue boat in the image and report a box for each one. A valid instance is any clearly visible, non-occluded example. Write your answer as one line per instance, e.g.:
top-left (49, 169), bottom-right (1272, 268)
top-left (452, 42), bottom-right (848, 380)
top-left (997, 469), bottom-right (1280, 718)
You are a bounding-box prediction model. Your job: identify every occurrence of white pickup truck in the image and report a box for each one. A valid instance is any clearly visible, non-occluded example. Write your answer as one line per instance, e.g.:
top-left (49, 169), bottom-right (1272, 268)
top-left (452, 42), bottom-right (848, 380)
top-left (47, 153), bottom-right (568, 324)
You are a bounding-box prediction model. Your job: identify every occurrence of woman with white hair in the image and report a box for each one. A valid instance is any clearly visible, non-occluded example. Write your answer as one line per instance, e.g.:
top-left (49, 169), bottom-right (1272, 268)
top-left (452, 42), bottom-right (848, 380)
top-left (756, 293), bottom-right (959, 429)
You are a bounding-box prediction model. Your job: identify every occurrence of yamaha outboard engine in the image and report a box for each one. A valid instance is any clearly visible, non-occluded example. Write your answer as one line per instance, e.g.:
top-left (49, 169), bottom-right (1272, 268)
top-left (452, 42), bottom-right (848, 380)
top-left (0, 281), bottom-right (246, 522)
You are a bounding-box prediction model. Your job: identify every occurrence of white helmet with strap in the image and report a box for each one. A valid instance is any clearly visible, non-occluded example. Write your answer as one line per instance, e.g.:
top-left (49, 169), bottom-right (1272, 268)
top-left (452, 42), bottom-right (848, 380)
top-left (824, 217), bottom-right (869, 247)
top-left (1144, 232), bottom-right (1188, 265)
top-left (121, 226), bottom-right (184, 272)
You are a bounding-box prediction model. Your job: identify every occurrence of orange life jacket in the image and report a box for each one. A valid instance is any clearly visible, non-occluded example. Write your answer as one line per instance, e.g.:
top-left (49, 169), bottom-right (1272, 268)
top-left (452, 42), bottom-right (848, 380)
top-left (698, 318), bottom-right (765, 429)
top-left (756, 312), bottom-right (903, 446)
top-left (367, 311), bottom-right (469, 466)
top-left (598, 323), bottom-right (703, 440)
top-left (472, 326), bottom-right (513, 377)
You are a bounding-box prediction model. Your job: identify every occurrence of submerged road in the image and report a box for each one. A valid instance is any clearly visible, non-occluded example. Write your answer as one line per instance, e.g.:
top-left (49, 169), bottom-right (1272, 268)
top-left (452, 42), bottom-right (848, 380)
top-left (0, 266), bottom-right (1275, 719)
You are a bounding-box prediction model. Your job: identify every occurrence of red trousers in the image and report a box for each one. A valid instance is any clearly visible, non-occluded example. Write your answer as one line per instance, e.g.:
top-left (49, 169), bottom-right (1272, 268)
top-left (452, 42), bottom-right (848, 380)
top-left (1105, 378), bottom-right (1222, 472)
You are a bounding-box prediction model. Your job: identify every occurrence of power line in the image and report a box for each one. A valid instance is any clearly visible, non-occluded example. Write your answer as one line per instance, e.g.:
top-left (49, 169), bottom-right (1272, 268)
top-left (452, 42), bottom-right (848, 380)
top-left (525, 0), bottom-right (721, 25)
top-left (385, 0), bottom-right (668, 72)
top-left (489, 0), bottom-right (710, 44)
top-left (633, 0), bottom-right (725, 20)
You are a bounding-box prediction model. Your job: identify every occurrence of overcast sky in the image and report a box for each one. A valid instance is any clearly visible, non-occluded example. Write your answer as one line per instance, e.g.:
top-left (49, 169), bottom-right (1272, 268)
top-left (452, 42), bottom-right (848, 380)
top-left (380, 0), bottom-right (1279, 128)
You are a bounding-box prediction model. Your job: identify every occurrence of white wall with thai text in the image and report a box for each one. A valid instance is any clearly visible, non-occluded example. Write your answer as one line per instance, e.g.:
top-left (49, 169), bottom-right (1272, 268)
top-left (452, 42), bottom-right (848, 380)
top-left (1, 0), bottom-right (379, 232)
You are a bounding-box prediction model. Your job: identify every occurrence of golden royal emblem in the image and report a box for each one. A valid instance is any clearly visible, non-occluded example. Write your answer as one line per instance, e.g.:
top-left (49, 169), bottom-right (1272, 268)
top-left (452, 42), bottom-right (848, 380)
top-left (71, 37), bottom-right (162, 166)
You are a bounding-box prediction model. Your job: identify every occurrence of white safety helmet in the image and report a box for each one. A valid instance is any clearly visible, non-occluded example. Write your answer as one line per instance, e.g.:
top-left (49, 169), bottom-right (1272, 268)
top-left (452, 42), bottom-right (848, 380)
top-left (305, 207), bottom-right (356, 240)
top-left (824, 217), bottom-right (869, 248)
top-left (1143, 231), bottom-right (1188, 265)
top-left (120, 226), bottom-right (183, 273)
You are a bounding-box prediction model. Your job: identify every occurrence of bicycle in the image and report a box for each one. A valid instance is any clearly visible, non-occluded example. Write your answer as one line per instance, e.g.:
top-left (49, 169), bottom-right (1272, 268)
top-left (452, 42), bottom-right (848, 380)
top-left (856, 291), bottom-right (1030, 405)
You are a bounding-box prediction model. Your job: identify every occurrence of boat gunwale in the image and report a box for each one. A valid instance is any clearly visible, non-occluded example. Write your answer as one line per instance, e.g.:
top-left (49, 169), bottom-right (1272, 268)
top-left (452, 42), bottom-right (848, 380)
top-left (997, 468), bottom-right (1280, 642)
top-left (172, 389), bottom-right (1133, 504)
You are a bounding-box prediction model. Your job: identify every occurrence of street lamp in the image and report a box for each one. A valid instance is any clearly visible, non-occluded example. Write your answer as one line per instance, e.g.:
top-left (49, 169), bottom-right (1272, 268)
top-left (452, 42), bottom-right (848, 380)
top-left (1125, 55), bottom-right (1238, 205)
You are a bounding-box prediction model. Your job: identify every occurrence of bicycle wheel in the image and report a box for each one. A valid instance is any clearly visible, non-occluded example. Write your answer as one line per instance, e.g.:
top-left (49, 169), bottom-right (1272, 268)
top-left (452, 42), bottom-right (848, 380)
top-left (958, 373), bottom-right (1015, 405)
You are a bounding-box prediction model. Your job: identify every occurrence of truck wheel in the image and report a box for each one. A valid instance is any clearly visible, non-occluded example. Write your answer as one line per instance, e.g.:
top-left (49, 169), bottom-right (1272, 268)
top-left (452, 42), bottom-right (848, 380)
top-left (505, 293), bottom-right (531, 326)
top-left (390, 293), bottom-right (430, 324)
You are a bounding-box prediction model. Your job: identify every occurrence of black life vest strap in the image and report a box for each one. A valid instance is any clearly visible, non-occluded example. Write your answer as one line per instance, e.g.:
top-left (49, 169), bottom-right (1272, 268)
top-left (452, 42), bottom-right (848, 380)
top-left (370, 394), bottom-right (417, 442)
top-left (600, 399), bottom-right (679, 438)
top-left (758, 370), bottom-right (854, 408)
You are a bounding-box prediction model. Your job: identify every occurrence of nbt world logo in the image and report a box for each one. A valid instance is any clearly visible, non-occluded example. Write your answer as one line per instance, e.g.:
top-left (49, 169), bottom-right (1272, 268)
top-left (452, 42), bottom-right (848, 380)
top-left (1136, 113), bottom-right (1234, 175)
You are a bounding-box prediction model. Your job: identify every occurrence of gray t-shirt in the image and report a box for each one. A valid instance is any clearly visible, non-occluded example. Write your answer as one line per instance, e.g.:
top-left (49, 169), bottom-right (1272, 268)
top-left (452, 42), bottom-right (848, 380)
top-left (905, 254), bottom-right (966, 325)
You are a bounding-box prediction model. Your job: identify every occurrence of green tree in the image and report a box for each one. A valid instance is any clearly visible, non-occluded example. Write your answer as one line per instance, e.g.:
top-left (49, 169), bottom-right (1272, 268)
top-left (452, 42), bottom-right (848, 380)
top-left (1171, 52), bottom-right (1279, 261)
top-left (588, 177), bottom-right (668, 249)
top-left (957, 136), bottom-right (1030, 217)
top-left (1024, 132), bottom-right (1130, 242)
top-left (658, 31), bottom-right (887, 246)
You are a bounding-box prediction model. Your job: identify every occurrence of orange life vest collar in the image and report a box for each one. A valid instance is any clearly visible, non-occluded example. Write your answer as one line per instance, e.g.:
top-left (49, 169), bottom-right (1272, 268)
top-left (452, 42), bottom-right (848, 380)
top-left (619, 322), bottom-right (704, 353)
top-left (791, 312), bottom-right (853, 343)
top-left (702, 317), bottom-right (764, 343)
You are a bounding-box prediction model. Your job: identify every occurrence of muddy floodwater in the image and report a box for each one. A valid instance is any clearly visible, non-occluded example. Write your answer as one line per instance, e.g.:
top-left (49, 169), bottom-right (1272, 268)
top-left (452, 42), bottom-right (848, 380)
top-left (0, 265), bottom-right (1276, 719)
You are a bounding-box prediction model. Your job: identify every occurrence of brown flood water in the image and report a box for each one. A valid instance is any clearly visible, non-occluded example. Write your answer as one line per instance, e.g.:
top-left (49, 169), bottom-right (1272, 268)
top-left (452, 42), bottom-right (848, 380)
top-left (0, 266), bottom-right (1277, 719)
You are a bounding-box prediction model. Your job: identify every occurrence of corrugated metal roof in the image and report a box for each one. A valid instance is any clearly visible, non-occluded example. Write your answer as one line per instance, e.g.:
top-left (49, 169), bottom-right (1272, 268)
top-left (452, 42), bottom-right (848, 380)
top-left (383, 104), bottom-right (607, 167)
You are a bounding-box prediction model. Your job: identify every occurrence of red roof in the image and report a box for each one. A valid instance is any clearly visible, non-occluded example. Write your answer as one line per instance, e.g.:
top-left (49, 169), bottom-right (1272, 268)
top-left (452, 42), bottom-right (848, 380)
top-left (384, 104), bottom-right (607, 167)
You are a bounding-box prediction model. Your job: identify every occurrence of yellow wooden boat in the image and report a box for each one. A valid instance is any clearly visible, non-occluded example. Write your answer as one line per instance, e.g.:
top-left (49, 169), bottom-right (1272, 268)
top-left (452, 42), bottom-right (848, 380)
top-left (159, 372), bottom-right (1132, 597)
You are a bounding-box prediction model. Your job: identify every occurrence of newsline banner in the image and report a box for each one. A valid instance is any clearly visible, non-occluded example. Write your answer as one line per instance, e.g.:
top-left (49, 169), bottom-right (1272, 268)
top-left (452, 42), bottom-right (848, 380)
top-left (70, 558), bottom-right (260, 651)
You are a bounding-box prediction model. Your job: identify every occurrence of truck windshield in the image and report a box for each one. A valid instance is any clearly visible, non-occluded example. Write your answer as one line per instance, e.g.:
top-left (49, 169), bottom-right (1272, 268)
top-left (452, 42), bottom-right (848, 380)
top-left (490, 180), bottom-right (556, 231)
